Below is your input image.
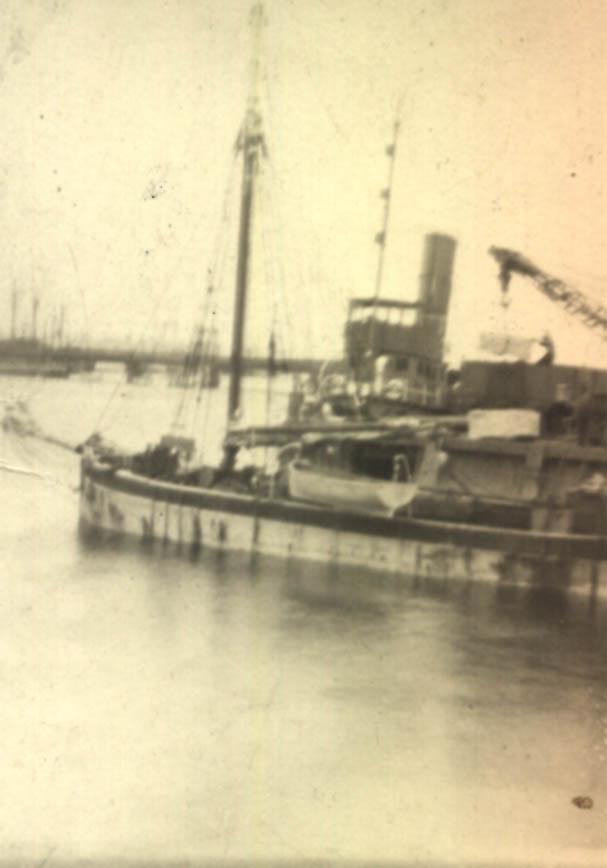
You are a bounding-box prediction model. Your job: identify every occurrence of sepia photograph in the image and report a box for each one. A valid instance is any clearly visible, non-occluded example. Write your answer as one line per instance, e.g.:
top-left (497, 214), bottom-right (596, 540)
top-left (1, 0), bottom-right (606, 865)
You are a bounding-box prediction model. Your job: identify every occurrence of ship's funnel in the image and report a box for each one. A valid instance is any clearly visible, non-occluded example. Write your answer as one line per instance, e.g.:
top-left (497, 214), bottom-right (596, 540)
top-left (417, 233), bottom-right (457, 320)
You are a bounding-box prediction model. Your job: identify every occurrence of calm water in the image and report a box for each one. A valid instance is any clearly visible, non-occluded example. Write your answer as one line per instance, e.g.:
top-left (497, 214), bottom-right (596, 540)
top-left (0, 371), bottom-right (606, 866)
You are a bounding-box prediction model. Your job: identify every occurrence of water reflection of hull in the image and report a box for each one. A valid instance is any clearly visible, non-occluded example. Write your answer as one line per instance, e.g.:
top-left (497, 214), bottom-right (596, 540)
top-left (80, 460), bottom-right (607, 597)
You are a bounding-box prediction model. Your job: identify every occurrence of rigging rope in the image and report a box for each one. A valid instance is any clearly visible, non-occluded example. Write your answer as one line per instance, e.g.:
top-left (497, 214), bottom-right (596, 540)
top-left (172, 148), bottom-right (241, 452)
top-left (92, 146), bottom-right (240, 438)
top-left (260, 64), bottom-right (315, 359)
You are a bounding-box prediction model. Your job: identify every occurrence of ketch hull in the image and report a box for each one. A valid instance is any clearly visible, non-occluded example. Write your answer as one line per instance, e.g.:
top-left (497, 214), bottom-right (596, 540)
top-left (80, 459), bottom-right (607, 596)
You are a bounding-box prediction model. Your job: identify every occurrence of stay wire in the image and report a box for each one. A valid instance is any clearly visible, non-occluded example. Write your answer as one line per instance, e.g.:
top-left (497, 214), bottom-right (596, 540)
top-left (186, 153), bottom-right (241, 449)
top-left (260, 74), bottom-right (299, 360)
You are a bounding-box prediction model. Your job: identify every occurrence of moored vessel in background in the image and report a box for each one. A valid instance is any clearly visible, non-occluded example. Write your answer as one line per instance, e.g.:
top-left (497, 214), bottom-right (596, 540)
top-left (0, 287), bottom-right (93, 378)
top-left (0, 337), bottom-right (72, 378)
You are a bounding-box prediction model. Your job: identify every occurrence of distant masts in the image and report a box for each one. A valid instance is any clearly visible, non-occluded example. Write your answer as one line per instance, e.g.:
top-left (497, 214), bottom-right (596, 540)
top-left (7, 284), bottom-right (67, 346)
top-left (10, 283), bottom-right (18, 339)
top-left (58, 303), bottom-right (66, 346)
top-left (31, 293), bottom-right (40, 341)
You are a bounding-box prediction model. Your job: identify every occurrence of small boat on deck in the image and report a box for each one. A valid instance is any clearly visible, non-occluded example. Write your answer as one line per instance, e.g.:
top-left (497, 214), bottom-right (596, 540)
top-left (288, 460), bottom-right (419, 514)
top-left (286, 430), bottom-right (445, 514)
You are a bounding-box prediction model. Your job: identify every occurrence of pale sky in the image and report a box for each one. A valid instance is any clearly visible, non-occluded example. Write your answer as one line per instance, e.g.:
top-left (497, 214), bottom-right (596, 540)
top-left (1, 0), bottom-right (607, 366)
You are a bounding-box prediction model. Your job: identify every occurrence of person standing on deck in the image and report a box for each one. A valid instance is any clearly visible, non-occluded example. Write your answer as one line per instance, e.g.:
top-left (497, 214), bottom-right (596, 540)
top-left (537, 332), bottom-right (555, 366)
top-left (576, 385), bottom-right (593, 445)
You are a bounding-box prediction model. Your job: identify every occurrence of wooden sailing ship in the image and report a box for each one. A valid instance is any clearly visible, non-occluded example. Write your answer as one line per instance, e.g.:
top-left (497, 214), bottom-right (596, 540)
top-left (79, 3), bottom-right (607, 597)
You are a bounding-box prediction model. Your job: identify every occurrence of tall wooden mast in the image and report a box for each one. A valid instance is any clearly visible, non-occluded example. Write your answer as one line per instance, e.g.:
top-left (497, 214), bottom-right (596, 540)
top-left (227, 2), bottom-right (266, 423)
top-left (365, 112), bottom-right (401, 358)
top-left (373, 115), bottom-right (401, 300)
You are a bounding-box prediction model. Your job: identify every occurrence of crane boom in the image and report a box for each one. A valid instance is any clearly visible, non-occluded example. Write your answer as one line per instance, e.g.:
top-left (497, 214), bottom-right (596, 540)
top-left (489, 246), bottom-right (607, 340)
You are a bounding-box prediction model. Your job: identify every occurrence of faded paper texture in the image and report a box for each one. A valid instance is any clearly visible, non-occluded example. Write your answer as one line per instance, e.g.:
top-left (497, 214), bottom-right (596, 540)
top-left (0, 0), bottom-right (606, 866)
